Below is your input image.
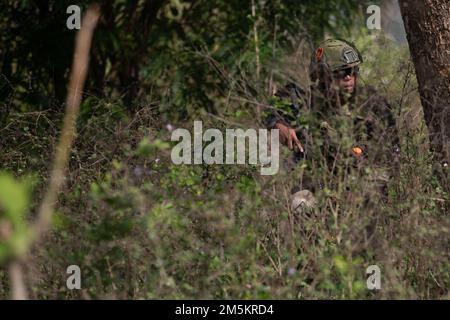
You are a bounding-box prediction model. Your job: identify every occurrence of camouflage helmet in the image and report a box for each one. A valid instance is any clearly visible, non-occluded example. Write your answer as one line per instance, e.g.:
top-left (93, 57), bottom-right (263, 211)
top-left (313, 39), bottom-right (363, 72)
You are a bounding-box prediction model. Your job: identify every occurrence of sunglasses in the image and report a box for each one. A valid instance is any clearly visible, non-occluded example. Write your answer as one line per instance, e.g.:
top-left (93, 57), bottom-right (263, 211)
top-left (333, 66), bottom-right (359, 79)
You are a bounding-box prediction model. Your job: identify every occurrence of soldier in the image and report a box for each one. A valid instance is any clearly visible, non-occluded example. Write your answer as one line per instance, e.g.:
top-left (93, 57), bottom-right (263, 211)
top-left (265, 39), bottom-right (399, 212)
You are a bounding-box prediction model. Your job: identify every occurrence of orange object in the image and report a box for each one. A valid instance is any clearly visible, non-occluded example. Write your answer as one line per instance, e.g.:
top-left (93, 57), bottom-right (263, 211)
top-left (315, 47), bottom-right (324, 62)
top-left (352, 147), bottom-right (363, 156)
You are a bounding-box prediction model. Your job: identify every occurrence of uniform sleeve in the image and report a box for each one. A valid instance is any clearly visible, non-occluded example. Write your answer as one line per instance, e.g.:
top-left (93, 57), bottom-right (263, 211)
top-left (376, 94), bottom-right (400, 150)
top-left (367, 91), bottom-right (401, 164)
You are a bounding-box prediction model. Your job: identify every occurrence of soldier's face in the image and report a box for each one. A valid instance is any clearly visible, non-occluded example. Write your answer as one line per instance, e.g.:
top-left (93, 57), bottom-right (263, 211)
top-left (332, 67), bottom-right (358, 94)
top-left (338, 74), bottom-right (356, 93)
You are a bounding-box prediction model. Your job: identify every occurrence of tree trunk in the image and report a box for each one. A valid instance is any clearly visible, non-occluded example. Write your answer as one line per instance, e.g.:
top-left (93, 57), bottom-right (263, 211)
top-left (398, 0), bottom-right (450, 166)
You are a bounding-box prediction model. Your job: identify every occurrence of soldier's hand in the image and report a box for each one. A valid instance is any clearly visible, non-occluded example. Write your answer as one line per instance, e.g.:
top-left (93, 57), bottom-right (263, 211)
top-left (274, 122), bottom-right (304, 153)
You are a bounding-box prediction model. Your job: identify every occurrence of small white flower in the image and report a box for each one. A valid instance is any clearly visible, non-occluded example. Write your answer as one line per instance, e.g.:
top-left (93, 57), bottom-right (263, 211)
top-left (287, 267), bottom-right (296, 276)
top-left (165, 124), bottom-right (175, 132)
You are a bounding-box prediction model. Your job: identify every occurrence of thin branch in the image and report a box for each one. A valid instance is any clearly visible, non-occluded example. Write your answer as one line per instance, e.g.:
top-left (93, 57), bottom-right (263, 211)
top-left (251, 0), bottom-right (261, 80)
top-left (8, 4), bottom-right (100, 300)
top-left (9, 260), bottom-right (27, 300)
top-left (33, 5), bottom-right (100, 237)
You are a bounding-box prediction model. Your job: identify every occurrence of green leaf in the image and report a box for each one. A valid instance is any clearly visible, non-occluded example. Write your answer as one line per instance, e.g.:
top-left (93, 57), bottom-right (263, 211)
top-left (0, 173), bottom-right (29, 222)
top-left (0, 173), bottom-right (32, 263)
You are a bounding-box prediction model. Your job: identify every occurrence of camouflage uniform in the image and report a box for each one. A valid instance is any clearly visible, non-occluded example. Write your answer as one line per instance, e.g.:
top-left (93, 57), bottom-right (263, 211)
top-left (265, 39), bottom-right (399, 209)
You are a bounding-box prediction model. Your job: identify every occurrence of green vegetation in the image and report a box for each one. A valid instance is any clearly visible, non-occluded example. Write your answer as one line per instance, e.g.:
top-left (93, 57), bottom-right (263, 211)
top-left (0, 0), bottom-right (448, 299)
